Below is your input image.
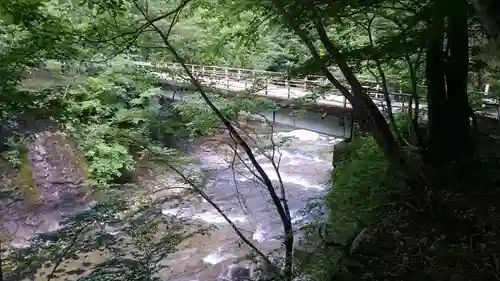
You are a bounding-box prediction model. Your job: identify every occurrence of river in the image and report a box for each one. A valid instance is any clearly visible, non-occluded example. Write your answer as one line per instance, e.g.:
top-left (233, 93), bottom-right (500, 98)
top-left (1, 121), bottom-right (339, 281)
top-left (160, 122), bottom-right (337, 281)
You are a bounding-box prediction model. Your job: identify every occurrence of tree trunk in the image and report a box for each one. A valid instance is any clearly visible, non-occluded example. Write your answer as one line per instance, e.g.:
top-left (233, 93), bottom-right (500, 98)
top-left (445, 0), bottom-right (474, 163)
top-left (405, 54), bottom-right (422, 145)
top-left (408, 93), bottom-right (414, 138)
top-left (311, 18), bottom-right (432, 207)
top-left (426, 0), bottom-right (474, 171)
top-left (425, 0), bottom-right (450, 166)
top-left (272, 1), bottom-right (433, 210)
top-left (133, 3), bottom-right (292, 277)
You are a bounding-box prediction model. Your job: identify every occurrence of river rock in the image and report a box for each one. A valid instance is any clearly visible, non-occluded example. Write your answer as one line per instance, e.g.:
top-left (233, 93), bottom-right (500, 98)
top-left (218, 264), bottom-right (250, 281)
top-left (249, 259), bottom-right (282, 281)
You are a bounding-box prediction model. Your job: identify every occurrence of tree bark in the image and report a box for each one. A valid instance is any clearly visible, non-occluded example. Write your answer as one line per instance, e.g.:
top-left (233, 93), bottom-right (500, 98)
top-left (425, 0), bottom-right (449, 166)
top-left (445, 0), bottom-right (474, 163)
top-left (426, 0), bottom-right (474, 170)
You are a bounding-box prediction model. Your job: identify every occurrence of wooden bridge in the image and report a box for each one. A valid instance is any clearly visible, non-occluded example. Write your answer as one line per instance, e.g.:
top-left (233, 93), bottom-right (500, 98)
top-left (28, 58), bottom-right (499, 136)
top-left (131, 61), bottom-right (417, 117)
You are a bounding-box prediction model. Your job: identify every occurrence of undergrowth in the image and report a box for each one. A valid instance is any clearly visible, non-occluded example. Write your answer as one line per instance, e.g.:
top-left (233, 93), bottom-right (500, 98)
top-left (325, 136), bottom-right (404, 240)
top-left (296, 135), bottom-right (406, 281)
top-left (303, 128), bottom-right (500, 281)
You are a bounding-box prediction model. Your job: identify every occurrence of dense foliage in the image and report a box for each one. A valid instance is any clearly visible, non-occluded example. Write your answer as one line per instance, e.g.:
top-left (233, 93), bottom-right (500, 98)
top-left (1, 0), bottom-right (500, 280)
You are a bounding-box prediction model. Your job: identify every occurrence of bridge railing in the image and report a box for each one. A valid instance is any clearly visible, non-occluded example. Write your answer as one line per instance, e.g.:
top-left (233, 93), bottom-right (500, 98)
top-left (144, 61), bottom-right (402, 92)
top-left (123, 61), bottom-right (497, 118)
top-left (134, 61), bottom-right (414, 109)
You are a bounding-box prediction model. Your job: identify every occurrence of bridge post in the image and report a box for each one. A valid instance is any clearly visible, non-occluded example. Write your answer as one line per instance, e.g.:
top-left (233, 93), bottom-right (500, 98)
top-left (265, 78), bottom-right (269, 95)
top-left (482, 84), bottom-right (490, 108)
top-left (400, 89), bottom-right (405, 109)
top-left (202, 66), bottom-right (205, 77)
top-left (225, 68), bottom-right (229, 89)
top-left (250, 70), bottom-right (256, 90)
top-left (237, 70), bottom-right (241, 81)
top-left (286, 79), bottom-right (290, 98)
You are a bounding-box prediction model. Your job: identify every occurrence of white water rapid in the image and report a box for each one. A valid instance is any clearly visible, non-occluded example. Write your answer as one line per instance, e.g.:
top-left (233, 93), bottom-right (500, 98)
top-left (161, 127), bottom-right (340, 281)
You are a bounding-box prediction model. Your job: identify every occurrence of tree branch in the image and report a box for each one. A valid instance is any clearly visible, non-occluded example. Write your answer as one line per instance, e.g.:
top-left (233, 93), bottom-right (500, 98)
top-left (132, 1), bottom-right (293, 274)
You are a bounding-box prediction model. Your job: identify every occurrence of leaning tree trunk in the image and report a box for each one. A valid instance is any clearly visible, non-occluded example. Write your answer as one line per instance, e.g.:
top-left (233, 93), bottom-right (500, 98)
top-left (272, 0), bottom-right (433, 210)
top-left (472, 0), bottom-right (500, 40)
top-left (310, 17), bottom-right (432, 207)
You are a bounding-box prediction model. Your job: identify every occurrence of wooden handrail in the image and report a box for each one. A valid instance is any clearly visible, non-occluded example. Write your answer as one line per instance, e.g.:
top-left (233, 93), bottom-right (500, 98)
top-left (129, 61), bottom-right (423, 115)
top-left (144, 61), bottom-right (392, 85)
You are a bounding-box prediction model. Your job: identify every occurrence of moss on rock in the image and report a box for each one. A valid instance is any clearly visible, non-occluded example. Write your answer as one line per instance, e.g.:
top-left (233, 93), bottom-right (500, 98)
top-left (60, 135), bottom-right (91, 181)
top-left (18, 151), bottom-right (37, 204)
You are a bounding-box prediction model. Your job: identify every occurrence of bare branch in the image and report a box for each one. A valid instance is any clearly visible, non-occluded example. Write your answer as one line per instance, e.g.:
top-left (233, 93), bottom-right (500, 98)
top-left (363, 13), bottom-right (403, 143)
top-left (47, 222), bottom-right (94, 281)
top-left (121, 134), bottom-right (272, 264)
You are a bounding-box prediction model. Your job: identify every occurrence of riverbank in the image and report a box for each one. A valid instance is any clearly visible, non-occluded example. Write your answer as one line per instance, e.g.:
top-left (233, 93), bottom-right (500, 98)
top-left (303, 133), bottom-right (500, 281)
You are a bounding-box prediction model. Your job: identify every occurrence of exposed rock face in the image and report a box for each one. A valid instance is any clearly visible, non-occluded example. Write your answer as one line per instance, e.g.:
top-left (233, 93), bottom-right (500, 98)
top-left (1, 130), bottom-right (91, 247)
top-left (332, 139), bottom-right (350, 167)
top-left (27, 131), bottom-right (87, 207)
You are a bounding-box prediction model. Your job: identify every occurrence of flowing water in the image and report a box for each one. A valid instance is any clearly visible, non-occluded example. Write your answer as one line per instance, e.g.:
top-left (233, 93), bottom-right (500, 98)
top-left (160, 124), bottom-right (339, 281)
top-left (1, 122), bottom-right (340, 281)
